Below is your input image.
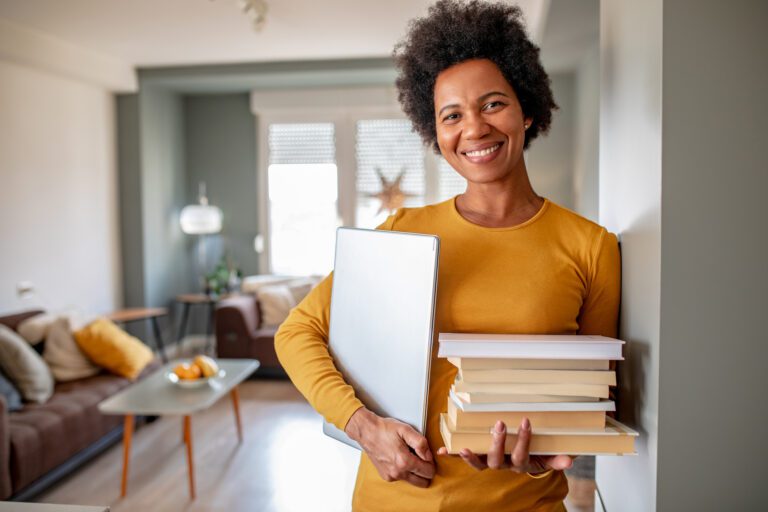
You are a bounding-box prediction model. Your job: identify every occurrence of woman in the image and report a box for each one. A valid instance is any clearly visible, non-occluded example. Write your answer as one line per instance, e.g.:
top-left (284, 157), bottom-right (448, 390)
top-left (275, 1), bottom-right (620, 510)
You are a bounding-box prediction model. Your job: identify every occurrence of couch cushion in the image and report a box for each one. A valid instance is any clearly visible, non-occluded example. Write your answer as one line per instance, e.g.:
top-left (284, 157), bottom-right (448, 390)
top-left (8, 360), bottom-right (161, 493)
top-left (0, 370), bottom-right (22, 412)
top-left (73, 319), bottom-right (154, 380)
top-left (0, 325), bottom-right (54, 403)
top-left (44, 317), bottom-right (101, 382)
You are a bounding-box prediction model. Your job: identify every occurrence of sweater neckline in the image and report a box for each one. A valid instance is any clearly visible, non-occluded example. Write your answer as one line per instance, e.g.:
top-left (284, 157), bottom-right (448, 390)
top-left (449, 196), bottom-right (550, 232)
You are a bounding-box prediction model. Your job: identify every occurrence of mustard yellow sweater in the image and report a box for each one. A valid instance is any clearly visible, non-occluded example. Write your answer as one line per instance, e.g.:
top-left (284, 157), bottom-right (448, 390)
top-left (275, 198), bottom-right (620, 512)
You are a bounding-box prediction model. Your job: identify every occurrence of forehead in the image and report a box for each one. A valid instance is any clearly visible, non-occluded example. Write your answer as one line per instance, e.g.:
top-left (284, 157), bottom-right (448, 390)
top-left (433, 59), bottom-right (515, 105)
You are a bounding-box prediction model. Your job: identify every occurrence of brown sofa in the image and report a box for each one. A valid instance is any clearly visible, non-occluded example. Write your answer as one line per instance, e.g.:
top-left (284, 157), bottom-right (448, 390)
top-left (215, 295), bottom-right (284, 377)
top-left (0, 310), bottom-right (159, 501)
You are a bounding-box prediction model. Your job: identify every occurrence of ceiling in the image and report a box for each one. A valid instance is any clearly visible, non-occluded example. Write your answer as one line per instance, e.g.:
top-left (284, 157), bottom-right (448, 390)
top-left (0, 0), bottom-right (549, 68)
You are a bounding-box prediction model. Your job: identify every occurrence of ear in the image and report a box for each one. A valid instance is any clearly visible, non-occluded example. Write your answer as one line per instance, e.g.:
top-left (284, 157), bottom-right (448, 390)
top-left (523, 117), bottom-right (533, 131)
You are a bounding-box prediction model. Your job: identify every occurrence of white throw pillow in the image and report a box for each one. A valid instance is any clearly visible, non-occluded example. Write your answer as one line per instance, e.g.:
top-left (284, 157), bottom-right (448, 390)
top-left (17, 312), bottom-right (58, 345)
top-left (0, 325), bottom-right (54, 403)
top-left (241, 274), bottom-right (300, 295)
top-left (258, 277), bottom-right (320, 326)
top-left (43, 317), bottom-right (101, 382)
top-left (17, 310), bottom-right (93, 345)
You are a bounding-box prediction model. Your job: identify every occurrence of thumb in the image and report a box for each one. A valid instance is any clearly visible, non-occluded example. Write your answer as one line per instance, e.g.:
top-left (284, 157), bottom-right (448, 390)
top-left (400, 426), bottom-right (433, 462)
top-left (546, 455), bottom-right (574, 471)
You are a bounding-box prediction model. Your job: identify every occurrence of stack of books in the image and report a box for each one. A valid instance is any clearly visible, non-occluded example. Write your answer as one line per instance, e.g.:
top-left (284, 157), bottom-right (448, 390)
top-left (438, 333), bottom-right (638, 456)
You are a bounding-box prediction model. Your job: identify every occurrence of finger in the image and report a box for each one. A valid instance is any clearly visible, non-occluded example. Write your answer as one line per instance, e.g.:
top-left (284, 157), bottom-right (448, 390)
top-left (546, 454), bottom-right (574, 471)
top-left (486, 421), bottom-right (508, 469)
top-left (398, 449), bottom-right (435, 480)
top-left (511, 418), bottom-right (531, 470)
top-left (459, 448), bottom-right (487, 471)
top-left (437, 447), bottom-right (448, 456)
top-left (402, 472), bottom-right (431, 488)
top-left (401, 427), bottom-right (433, 462)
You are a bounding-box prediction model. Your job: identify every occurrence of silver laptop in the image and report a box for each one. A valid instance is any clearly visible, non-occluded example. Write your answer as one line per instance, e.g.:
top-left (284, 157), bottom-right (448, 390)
top-left (322, 227), bottom-right (440, 449)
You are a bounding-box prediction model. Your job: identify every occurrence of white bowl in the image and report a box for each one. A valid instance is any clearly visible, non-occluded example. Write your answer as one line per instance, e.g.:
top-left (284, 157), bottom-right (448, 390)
top-left (165, 368), bottom-right (226, 388)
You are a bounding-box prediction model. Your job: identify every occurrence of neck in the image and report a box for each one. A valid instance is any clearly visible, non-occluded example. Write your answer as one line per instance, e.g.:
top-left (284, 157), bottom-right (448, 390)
top-left (455, 164), bottom-right (544, 228)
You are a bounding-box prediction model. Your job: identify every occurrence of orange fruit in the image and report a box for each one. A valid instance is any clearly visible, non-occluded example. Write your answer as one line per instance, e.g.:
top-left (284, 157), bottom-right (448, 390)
top-left (173, 362), bottom-right (202, 380)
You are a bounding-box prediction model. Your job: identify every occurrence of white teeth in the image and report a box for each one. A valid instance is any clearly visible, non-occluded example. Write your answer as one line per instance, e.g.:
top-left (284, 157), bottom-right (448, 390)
top-left (465, 144), bottom-right (500, 157)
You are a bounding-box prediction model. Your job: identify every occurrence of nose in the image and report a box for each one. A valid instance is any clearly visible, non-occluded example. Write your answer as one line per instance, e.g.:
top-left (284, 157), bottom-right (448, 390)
top-left (463, 112), bottom-right (491, 140)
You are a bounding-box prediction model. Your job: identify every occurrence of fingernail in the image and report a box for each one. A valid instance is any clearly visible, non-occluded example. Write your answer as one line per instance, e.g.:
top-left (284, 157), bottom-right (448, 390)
top-left (460, 449), bottom-right (470, 457)
top-left (494, 420), bottom-right (505, 434)
top-left (522, 418), bottom-right (530, 431)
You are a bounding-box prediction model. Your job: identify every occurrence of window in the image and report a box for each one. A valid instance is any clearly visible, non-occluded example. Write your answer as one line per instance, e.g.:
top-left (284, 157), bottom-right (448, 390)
top-left (267, 123), bottom-right (339, 275)
top-left (355, 119), bottom-right (426, 228)
top-left (258, 111), bottom-right (468, 273)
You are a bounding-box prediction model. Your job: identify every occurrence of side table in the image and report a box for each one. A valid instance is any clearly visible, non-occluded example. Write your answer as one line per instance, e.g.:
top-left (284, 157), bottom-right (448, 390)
top-left (175, 294), bottom-right (231, 353)
top-left (107, 307), bottom-right (169, 363)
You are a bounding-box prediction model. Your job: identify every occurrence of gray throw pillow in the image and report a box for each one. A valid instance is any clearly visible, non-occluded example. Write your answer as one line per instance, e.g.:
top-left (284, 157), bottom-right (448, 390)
top-left (0, 369), bottom-right (22, 412)
top-left (0, 324), bottom-right (54, 403)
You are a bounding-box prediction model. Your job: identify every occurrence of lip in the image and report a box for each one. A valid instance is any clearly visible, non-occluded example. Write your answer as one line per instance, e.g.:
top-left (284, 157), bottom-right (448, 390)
top-left (461, 141), bottom-right (504, 164)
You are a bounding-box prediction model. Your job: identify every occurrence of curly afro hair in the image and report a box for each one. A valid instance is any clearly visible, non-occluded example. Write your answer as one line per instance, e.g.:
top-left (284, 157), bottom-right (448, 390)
top-left (394, 0), bottom-right (557, 153)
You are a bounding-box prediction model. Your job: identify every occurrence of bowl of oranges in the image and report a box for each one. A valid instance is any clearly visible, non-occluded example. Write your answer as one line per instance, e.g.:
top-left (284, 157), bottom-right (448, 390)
top-left (165, 355), bottom-right (225, 388)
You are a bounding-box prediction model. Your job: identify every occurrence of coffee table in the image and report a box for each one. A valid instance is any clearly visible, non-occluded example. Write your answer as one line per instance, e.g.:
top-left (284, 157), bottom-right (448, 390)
top-left (98, 359), bottom-right (259, 500)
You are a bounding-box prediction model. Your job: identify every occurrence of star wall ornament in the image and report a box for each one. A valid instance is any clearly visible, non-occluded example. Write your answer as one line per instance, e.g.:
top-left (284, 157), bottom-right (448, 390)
top-left (367, 167), bottom-right (416, 214)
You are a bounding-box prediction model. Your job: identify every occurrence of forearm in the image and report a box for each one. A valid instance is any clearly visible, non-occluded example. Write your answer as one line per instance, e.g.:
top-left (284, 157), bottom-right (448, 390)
top-left (274, 276), bottom-right (364, 430)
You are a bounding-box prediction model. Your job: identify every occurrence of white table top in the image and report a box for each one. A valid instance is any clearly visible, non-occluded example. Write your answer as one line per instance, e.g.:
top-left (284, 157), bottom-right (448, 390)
top-left (0, 504), bottom-right (108, 512)
top-left (98, 359), bottom-right (259, 416)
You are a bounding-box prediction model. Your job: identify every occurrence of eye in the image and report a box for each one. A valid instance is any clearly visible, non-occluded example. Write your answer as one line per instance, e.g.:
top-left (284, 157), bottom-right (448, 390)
top-left (482, 100), bottom-right (505, 111)
top-left (442, 112), bottom-right (460, 123)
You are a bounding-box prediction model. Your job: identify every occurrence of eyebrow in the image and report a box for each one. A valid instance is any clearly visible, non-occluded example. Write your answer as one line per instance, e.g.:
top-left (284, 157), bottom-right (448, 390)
top-left (437, 91), bottom-right (511, 116)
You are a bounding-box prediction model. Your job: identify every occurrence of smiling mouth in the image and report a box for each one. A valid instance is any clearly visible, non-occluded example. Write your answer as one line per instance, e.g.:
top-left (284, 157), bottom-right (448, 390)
top-left (463, 143), bottom-right (502, 158)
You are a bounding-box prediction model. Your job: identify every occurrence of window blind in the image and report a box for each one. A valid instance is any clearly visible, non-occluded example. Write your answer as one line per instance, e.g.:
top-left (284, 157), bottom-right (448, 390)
top-left (268, 122), bottom-right (336, 165)
top-left (355, 119), bottom-right (425, 205)
top-left (437, 158), bottom-right (467, 202)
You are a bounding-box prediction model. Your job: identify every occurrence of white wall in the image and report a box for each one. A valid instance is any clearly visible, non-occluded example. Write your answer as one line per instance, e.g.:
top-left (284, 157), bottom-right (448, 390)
top-left (596, 0), bottom-right (662, 510)
top-left (0, 60), bottom-right (121, 315)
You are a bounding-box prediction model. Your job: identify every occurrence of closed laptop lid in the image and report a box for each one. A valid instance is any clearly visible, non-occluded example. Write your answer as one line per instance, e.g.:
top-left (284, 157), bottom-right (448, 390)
top-left (323, 227), bottom-right (440, 449)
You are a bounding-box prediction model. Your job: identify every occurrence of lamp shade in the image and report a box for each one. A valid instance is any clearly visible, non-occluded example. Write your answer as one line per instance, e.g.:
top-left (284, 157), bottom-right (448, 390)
top-left (180, 204), bottom-right (222, 234)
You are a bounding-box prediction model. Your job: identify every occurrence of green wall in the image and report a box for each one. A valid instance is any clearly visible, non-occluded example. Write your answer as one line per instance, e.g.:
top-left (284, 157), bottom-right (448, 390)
top-left (184, 94), bottom-right (259, 277)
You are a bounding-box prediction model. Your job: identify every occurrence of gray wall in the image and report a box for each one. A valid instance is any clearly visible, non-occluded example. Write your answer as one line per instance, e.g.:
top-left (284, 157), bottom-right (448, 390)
top-left (596, 0), bottom-right (662, 510)
top-left (184, 94), bottom-right (259, 277)
top-left (597, 0), bottom-right (765, 509)
top-left (573, 45), bottom-right (600, 222)
top-left (656, 0), bottom-right (767, 508)
top-left (527, 72), bottom-right (576, 209)
top-left (116, 94), bottom-right (145, 308)
top-left (139, 87), bottom-right (191, 307)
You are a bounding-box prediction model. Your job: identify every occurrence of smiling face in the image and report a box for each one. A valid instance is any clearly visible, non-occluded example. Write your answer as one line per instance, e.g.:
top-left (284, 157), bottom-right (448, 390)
top-left (433, 59), bottom-right (531, 187)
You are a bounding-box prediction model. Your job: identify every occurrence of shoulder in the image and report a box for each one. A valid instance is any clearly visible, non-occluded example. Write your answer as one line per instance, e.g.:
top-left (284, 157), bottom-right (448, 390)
top-left (377, 198), bottom-right (455, 232)
top-left (544, 201), bottom-right (610, 243)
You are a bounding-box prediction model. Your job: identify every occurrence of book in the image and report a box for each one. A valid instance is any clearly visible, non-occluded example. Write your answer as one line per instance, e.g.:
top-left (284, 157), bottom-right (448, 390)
top-left (452, 388), bottom-right (600, 404)
top-left (438, 333), bottom-right (625, 360)
top-left (453, 379), bottom-right (610, 399)
top-left (447, 394), bottom-right (607, 429)
top-left (440, 413), bottom-right (637, 455)
top-left (459, 368), bottom-right (616, 386)
top-left (448, 357), bottom-right (610, 371)
top-left (449, 390), bottom-right (615, 412)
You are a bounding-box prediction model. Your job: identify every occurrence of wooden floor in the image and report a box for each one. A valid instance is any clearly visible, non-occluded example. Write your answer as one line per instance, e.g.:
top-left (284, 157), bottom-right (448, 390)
top-left (36, 378), bottom-right (594, 511)
top-left (37, 380), bottom-right (360, 511)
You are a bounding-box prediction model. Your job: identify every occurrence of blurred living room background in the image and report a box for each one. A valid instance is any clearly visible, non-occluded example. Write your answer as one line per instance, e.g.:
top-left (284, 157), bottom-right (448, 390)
top-left (1, 1), bottom-right (765, 511)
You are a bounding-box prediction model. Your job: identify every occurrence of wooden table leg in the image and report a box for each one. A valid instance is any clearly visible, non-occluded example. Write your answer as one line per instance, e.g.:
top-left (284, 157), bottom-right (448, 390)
top-left (183, 415), bottom-right (196, 500)
top-left (121, 415), bottom-right (134, 497)
top-left (230, 387), bottom-right (243, 443)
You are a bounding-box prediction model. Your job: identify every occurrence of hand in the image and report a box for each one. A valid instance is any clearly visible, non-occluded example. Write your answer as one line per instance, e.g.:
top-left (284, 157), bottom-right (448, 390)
top-left (345, 407), bottom-right (435, 488)
top-left (436, 418), bottom-right (574, 474)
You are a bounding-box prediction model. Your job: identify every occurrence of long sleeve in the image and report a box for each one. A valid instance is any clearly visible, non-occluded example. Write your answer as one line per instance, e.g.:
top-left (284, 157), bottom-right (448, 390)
top-left (274, 214), bottom-right (399, 431)
top-left (274, 273), bottom-right (364, 430)
top-left (577, 229), bottom-right (621, 337)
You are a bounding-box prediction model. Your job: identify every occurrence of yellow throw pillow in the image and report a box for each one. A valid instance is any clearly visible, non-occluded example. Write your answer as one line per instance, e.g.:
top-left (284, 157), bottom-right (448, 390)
top-left (73, 318), bottom-right (154, 380)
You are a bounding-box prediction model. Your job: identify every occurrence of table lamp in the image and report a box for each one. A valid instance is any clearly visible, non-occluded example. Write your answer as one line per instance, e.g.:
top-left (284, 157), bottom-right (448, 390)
top-left (181, 183), bottom-right (223, 292)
